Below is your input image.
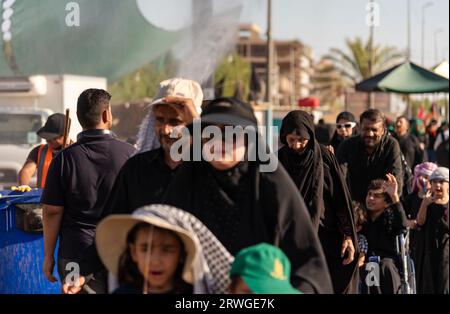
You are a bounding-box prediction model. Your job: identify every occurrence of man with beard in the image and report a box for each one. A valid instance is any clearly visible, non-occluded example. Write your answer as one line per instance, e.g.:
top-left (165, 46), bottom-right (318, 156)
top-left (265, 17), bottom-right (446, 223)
top-left (104, 78), bottom-right (202, 215)
top-left (337, 109), bottom-right (404, 203)
top-left (394, 116), bottom-right (423, 171)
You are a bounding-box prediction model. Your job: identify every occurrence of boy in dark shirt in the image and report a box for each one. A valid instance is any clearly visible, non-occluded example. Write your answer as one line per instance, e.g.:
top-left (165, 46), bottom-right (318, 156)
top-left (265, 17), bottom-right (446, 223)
top-left (361, 174), bottom-right (408, 294)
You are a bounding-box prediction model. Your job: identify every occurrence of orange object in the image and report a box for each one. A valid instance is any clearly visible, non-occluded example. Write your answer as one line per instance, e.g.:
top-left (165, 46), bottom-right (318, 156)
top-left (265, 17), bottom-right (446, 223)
top-left (36, 144), bottom-right (54, 188)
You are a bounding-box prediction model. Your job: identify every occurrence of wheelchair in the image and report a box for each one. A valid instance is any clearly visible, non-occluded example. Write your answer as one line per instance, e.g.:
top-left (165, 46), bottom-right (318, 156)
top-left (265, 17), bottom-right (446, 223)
top-left (395, 229), bottom-right (417, 294)
top-left (362, 229), bottom-right (417, 294)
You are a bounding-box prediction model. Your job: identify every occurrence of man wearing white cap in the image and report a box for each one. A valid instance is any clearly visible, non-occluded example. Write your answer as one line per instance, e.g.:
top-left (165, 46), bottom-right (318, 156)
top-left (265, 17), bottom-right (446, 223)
top-left (104, 78), bottom-right (203, 215)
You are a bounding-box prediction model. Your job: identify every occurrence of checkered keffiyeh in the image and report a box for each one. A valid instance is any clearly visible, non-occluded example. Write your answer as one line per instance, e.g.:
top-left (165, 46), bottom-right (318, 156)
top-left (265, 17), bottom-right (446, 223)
top-left (357, 234), bottom-right (369, 255)
top-left (136, 110), bottom-right (161, 154)
top-left (134, 205), bottom-right (234, 294)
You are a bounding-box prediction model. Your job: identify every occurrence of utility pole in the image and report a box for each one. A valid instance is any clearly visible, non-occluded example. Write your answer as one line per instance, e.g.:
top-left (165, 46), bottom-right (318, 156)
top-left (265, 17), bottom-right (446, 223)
top-left (367, 0), bottom-right (375, 109)
top-left (406, 0), bottom-right (411, 117)
top-left (290, 46), bottom-right (295, 106)
top-left (406, 0), bottom-right (411, 61)
top-left (265, 0), bottom-right (274, 151)
top-left (421, 2), bottom-right (433, 66)
top-left (265, 0), bottom-right (273, 104)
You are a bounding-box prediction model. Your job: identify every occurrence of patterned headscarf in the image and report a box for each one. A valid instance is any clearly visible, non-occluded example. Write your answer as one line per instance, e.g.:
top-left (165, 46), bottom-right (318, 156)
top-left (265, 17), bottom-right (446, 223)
top-left (412, 162), bottom-right (438, 192)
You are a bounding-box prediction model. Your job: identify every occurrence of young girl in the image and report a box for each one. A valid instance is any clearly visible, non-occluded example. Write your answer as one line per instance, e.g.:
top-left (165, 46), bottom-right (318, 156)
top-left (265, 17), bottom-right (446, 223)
top-left (96, 204), bottom-right (233, 294)
top-left (115, 223), bottom-right (191, 294)
top-left (416, 167), bottom-right (449, 294)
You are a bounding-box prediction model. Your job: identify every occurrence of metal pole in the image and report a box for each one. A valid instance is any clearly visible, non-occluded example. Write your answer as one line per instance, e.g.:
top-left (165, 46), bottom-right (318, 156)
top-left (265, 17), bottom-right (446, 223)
top-left (406, 0), bottom-right (411, 61)
top-left (421, 2), bottom-right (434, 66)
top-left (290, 46), bottom-right (295, 106)
top-left (368, 0), bottom-right (375, 109)
top-left (265, 0), bottom-right (273, 104)
top-left (406, 0), bottom-right (411, 118)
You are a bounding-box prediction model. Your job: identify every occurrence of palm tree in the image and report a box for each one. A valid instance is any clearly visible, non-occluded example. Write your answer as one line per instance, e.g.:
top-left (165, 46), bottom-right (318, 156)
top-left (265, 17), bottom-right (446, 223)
top-left (214, 53), bottom-right (251, 101)
top-left (324, 37), bottom-right (404, 85)
top-left (315, 37), bottom-right (403, 109)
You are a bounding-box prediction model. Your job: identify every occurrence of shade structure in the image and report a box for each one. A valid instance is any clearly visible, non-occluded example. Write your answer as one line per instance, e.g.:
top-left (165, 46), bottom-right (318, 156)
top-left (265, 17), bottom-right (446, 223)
top-left (355, 62), bottom-right (449, 94)
top-left (433, 61), bottom-right (449, 79)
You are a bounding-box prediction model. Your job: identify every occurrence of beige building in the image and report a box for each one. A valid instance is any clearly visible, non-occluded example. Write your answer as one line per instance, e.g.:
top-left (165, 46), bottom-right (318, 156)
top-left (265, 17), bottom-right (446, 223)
top-left (236, 24), bottom-right (313, 106)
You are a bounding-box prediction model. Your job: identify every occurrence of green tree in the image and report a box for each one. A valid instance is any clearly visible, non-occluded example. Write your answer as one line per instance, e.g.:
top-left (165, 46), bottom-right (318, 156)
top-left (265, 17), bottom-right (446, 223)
top-left (108, 52), bottom-right (178, 105)
top-left (214, 53), bottom-right (251, 100)
top-left (323, 37), bottom-right (403, 85)
top-left (314, 37), bottom-right (403, 109)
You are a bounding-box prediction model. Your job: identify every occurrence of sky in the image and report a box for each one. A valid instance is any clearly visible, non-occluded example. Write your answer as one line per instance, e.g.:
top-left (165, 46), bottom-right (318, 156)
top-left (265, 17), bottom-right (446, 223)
top-left (139, 0), bottom-right (449, 68)
top-left (239, 0), bottom-right (449, 67)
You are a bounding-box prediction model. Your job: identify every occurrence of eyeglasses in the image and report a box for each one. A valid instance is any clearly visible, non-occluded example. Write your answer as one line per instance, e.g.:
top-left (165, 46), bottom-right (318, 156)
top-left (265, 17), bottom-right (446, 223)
top-left (336, 122), bottom-right (356, 129)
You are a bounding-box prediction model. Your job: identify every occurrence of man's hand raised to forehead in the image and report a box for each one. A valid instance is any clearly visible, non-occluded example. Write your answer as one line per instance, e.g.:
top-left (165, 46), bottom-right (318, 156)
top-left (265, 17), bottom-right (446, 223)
top-left (162, 96), bottom-right (199, 123)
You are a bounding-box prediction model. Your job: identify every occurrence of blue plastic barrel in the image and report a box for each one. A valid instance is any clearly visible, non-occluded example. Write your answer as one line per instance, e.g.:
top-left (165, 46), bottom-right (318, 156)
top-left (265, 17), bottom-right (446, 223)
top-left (0, 189), bottom-right (61, 294)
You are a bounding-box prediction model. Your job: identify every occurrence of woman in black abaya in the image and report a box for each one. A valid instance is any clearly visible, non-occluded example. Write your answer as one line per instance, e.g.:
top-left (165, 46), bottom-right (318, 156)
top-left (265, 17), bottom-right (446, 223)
top-left (278, 110), bottom-right (359, 294)
top-left (163, 98), bottom-right (333, 294)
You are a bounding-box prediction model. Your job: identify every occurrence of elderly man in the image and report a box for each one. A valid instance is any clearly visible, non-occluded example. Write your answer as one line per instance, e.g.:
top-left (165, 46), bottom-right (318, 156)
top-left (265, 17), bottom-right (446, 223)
top-left (104, 78), bottom-right (203, 215)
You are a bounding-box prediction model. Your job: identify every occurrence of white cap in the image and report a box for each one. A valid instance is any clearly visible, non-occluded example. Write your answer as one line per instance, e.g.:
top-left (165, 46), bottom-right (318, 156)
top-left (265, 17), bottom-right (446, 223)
top-left (150, 78), bottom-right (204, 109)
top-left (430, 167), bottom-right (449, 183)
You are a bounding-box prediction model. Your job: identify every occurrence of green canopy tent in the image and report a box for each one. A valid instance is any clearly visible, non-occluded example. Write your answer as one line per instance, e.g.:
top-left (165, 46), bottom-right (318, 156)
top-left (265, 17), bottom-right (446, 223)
top-left (355, 61), bottom-right (449, 94)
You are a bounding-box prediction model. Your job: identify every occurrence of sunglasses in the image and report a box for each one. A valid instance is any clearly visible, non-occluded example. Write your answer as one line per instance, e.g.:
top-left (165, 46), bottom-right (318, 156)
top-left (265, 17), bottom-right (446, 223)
top-left (336, 122), bottom-right (356, 129)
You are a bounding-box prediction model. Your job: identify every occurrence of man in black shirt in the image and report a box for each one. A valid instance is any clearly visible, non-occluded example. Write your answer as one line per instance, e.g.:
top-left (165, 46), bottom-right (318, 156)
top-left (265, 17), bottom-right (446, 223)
top-left (394, 116), bottom-right (423, 171)
top-left (104, 78), bottom-right (202, 215)
top-left (41, 89), bottom-right (135, 294)
top-left (361, 175), bottom-right (408, 294)
top-left (337, 109), bottom-right (404, 203)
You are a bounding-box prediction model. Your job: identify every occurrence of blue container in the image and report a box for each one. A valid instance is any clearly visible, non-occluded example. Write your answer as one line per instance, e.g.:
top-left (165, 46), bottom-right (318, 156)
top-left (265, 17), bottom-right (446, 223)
top-left (0, 189), bottom-right (60, 294)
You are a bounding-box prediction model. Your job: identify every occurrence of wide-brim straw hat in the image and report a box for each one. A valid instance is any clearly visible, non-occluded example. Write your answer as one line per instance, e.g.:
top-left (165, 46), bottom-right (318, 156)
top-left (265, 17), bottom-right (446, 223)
top-left (96, 209), bottom-right (200, 284)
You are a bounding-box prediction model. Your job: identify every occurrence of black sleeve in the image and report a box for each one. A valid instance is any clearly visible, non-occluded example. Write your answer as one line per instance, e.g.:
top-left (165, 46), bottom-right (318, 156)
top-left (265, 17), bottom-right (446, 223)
top-left (26, 145), bottom-right (40, 164)
top-left (265, 169), bottom-right (334, 294)
top-left (389, 202), bottom-right (408, 234)
top-left (336, 140), bottom-right (348, 177)
top-left (41, 153), bottom-right (64, 206)
top-left (321, 146), bottom-right (355, 238)
top-left (413, 136), bottom-right (424, 167)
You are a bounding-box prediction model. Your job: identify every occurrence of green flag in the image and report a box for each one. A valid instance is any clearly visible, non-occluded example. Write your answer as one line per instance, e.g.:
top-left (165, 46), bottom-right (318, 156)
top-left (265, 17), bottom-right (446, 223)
top-left (0, 0), bottom-right (184, 81)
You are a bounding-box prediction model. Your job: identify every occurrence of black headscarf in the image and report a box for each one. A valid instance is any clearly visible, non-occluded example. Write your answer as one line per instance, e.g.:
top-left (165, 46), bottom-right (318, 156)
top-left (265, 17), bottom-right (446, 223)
top-left (278, 110), bottom-right (359, 294)
top-left (278, 110), bottom-right (325, 229)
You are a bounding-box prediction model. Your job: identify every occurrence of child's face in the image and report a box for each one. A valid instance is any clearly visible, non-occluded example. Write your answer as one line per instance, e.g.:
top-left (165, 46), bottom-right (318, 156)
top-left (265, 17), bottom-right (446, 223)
top-left (229, 276), bottom-right (253, 294)
top-left (365, 188), bottom-right (388, 213)
top-left (130, 227), bottom-right (183, 293)
top-left (431, 180), bottom-right (449, 199)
